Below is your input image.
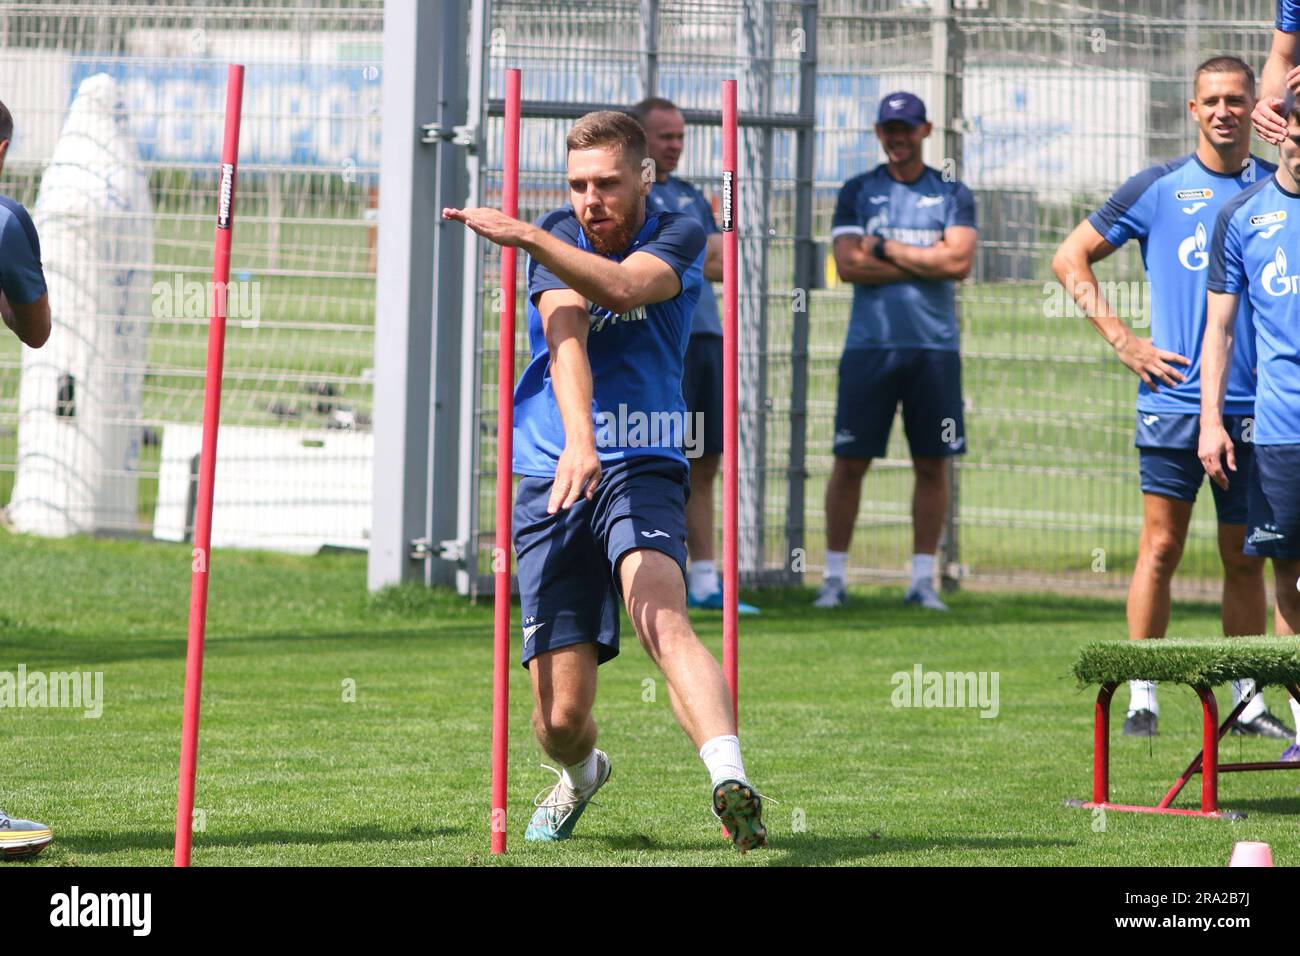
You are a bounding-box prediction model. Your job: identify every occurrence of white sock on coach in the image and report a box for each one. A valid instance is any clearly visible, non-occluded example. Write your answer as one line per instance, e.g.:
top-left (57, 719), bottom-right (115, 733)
top-left (1128, 679), bottom-right (1158, 717)
top-left (562, 750), bottom-right (599, 792)
top-left (1290, 698), bottom-right (1300, 744)
top-left (700, 734), bottom-right (748, 789)
top-left (689, 560), bottom-right (717, 600)
top-left (911, 553), bottom-right (936, 591)
top-left (1232, 679), bottom-right (1267, 723)
top-left (825, 550), bottom-right (847, 581)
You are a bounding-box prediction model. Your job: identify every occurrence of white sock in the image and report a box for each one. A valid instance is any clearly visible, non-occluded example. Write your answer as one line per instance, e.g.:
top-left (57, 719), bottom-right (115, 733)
top-left (825, 550), bottom-right (847, 581)
top-left (1290, 698), bottom-right (1300, 744)
top-left (562, 750), bottom-right (598, 792)
top-left (911, 553), bottom-right (936, 590)
top-left (1232, 679), bottom-right (1267, 722)
top-left (1128, 679), bottom-right (1158, 716)
top-left (699, 734), bottom-right (747, 789)
top-left (689, 560), bottom-right (718, 600)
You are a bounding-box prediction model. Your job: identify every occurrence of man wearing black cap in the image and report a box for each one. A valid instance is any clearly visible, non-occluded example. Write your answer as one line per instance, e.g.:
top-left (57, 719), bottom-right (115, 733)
top-left (815, 91), bottom-right (976, 611)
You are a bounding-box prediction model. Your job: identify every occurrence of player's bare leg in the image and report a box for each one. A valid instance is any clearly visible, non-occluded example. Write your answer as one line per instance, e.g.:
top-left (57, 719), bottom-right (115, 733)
top-left (528, 644), bottom-right (599, 765)
top-left (1122, 494), bottom-right (1192, 735)
top-left (1216, 523), bottom-right (1289, 737)
top-left (1271, 560), bottom-right (1300, 760)
top-left (905, 457), bottom-right (950, 610)
top-left (524, 644), bottom-right (609, 841)
top-left (619, 547), bottom-right (765, 850)
top-left (818, 455), bottom-right (871, 607)
top-left (685, 452), bottom-right (719, 567)
top-left (1218, 522), bottom-right (1267, 636)
top-left (620, 548), bottom-right (734, 745)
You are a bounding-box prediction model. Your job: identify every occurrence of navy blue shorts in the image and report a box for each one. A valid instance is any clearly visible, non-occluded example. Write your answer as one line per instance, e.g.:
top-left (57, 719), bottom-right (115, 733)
top-left (833, 348), bottom-right (966, 459)
top-left (1136, 412), bottom-right (1252, 524)
top-left (513, 455), bottom-right (690, 669)
top-left (682, 333), bottom-right (723, 458)
top-left (1245, 444), bottom-right (1300, 559)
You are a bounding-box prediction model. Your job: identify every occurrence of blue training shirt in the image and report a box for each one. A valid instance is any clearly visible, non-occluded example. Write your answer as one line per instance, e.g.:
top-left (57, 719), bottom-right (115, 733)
top-left (648, 176), bottom-right (720, 337)
top-left (1088, 153), bottom-right (1275, 417)
top-left (1280, 0), bottom-right (1300, 30)
top-left (514, 207), bottom-right (706, 477)
top-left (1208, 175), bottom-right (1300, 445)
top-left (830, 164), bottom-right (976, 352)
top-left (0, 195), bottom-right (47, 306)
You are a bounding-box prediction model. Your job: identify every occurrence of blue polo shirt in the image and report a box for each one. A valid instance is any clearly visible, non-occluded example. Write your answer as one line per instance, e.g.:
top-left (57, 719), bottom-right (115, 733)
top-left (0, 196), bottom-right (47, 306)
top-left (830, 164), bottom-right (976, 352)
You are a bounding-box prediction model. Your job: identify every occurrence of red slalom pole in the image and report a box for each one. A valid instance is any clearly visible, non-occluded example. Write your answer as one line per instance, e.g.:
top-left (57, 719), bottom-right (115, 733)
top-left (491, 67), bottom-right (522, 855)
top-left (721, 79), bottom-right (738, 723)
top-left (174, 63), bottom-right (244, 867)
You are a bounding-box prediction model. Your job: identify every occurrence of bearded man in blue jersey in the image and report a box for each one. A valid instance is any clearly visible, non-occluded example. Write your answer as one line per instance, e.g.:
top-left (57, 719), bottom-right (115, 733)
top-left (1203, 87), bottom-right (1300, 761)
top-left (0, 97), bottom-right (54, 860)
top-left (1054, 57), bottom-right (1292, 740)
top-left (443, 110), bottom-right (765, 852)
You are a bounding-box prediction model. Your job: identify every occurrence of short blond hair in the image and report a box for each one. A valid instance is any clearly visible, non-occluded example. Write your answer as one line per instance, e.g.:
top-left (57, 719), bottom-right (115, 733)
top-left (566, 110), bottom-right (647, 168)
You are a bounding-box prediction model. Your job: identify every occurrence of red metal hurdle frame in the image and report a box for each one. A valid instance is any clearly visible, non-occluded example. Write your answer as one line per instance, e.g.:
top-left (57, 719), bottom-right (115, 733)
top-left (1070, 681), bottom-right (1300, 819)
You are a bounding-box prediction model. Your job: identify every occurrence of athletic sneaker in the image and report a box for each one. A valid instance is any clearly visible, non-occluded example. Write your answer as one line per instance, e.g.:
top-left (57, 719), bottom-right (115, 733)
top-left (712, 779), bottom-right (767, 854)
top-left (1281, 744), bottom-right (1300, 762)
top-left (813, 577), bottom-right (846, 608)
top-left (1230, 710), bottom-right (1295, 739)
top-left (0, 809), bottom-right (52, 860)
top-left (688, 588), bottom-right (760, 614)
top-left (524, 750), bottom-right (611, 842)
top-left (903, 584), bottom-right (949, 611)
top-left (1122, 709), bottom-right (1158, 737)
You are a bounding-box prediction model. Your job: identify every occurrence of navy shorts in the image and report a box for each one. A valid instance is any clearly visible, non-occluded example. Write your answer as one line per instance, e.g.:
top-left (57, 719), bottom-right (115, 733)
top-left (1244, 444), bottom-right (1300, 559)
top-left (513, 455), bottom-right (690, 669)
top-left (833, 348), bottom-right (966, 459)
top-left (682, 333), bottom-right (723, 458)
top-left (1136, 412), bottom-right (1252, 524)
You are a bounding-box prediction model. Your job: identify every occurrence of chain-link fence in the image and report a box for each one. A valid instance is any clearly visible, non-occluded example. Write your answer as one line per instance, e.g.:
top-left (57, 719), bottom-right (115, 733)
top-left (463, 0), bottom-right (1282, 596)
top-left (0, 0), bottom-right (380, 552)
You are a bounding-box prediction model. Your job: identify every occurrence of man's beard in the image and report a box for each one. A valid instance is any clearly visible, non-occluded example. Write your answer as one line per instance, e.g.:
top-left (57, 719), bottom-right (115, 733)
top-left (581, 206), bottom-right (639, 256)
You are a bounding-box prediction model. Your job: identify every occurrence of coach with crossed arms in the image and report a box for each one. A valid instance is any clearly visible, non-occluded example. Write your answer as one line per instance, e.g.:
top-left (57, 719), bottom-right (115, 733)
top-left (814, 91), bottom-right (976, 612)
top-left (0, 97), bottom-right (54, 860)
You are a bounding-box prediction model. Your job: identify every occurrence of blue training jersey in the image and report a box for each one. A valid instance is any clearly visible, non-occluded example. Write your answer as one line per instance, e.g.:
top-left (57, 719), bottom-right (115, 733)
top-left (1208, 175), bottom-right (1300, 445)
top-left (648, 175), bottom-right (720, 337)
top-left (1088, 153), bottom-right (1275, 417)
top-left (1280, 0), bottom-right (1300, 30)
top-left (830, 164), bottom-right (976, 352)
top-left (514, 207), bottom-right (705, 477)
top-left (0, 195), bottom-right (47, 306)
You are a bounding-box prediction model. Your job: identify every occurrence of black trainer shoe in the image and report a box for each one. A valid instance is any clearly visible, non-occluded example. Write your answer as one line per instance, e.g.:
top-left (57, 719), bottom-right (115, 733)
top-left (712, 779), bottom-right (767, 854)
top-left (1230, 710), bottom-right (1296, 739)
top-left (1122, 709), bottom-right (1158, 737)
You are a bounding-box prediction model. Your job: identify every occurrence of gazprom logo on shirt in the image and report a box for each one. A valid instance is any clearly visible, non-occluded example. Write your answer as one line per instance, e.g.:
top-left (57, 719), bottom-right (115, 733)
top-left (1177, 221), bottom-right (1209, 271)
top-left (1262, 246), bottom-right (1300, 296)
top-left (589, 302), bottom-right (647, 333)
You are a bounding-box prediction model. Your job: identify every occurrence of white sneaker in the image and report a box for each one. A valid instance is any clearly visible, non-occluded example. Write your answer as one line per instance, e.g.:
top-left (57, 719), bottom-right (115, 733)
top-left (813, 577), bottom-right (847, 608)
top-left (904, 584), bottom-right (949, 611)
top-left (524, 750), bottom-right (611, 842)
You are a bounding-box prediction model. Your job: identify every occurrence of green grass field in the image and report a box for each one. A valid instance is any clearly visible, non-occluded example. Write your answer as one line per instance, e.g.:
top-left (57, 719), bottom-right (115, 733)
top-left (5, 528), bottom-right (1300, 867)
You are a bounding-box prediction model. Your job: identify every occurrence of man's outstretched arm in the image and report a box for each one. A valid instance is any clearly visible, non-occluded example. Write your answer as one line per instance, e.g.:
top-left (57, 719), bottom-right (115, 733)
top-left (442, 206), bottom-right (681, 314)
